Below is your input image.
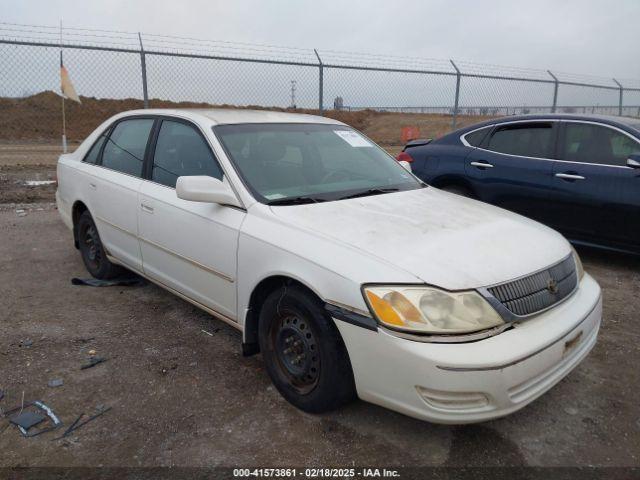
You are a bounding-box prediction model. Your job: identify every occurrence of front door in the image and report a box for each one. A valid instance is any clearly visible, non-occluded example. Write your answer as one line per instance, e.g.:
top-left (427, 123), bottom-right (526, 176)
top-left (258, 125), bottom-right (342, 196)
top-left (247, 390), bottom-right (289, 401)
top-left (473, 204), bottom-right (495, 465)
top-left (137, 118), bottom-right (244, 320)
top-left (465, 121), bottom-right (557, 224)
top-left (551, 121), bottom-right (640, 249)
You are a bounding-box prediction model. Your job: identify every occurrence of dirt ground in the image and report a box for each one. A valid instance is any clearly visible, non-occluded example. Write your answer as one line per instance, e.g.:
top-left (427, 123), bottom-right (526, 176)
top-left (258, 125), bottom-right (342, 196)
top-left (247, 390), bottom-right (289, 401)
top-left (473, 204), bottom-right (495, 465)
top-left (1, 208), bottom-right (639, 470)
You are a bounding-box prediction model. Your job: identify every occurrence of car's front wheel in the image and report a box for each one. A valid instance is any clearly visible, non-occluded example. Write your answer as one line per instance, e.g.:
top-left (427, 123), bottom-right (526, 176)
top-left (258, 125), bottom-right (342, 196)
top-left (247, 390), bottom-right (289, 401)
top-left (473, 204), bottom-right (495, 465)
top-left (258, 285), bottom-right (356, 413)
top-left (77, 210), bottom-right (124, 279)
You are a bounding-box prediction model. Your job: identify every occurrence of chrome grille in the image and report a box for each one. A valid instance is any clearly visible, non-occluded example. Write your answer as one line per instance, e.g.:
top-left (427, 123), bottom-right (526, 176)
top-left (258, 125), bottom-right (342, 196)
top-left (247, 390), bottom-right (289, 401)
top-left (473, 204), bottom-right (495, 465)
top-left (486, 255), bottom-right (577, 317)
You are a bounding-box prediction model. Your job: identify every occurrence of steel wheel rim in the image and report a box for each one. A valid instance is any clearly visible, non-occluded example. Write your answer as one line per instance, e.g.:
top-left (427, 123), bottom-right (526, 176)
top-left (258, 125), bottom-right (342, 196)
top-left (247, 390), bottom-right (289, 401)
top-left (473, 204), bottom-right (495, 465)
top-left (270, 310), bottom-right (320, 395)
top-left (82, 223), bottom-right (102, 271)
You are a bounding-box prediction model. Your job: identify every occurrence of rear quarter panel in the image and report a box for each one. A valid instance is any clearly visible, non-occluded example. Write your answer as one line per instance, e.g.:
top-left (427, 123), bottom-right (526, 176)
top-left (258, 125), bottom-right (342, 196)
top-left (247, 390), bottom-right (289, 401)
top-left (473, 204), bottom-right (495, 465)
top-left (55, 116), bottom-right (119, 231)
top-left (410, 143), bottom-right (473, 187)
top-left (56, 155), bottom-right (85, 230)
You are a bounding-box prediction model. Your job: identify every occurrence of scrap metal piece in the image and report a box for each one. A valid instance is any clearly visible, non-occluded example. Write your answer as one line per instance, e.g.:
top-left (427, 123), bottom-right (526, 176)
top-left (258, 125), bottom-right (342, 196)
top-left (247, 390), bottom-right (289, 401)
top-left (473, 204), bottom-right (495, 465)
top-left (53, 413), bottom-right (84, 440)
top-left (10, 411), bottom-right (46, 431)
top-left (5, 400), bottom-right (62, 437)
top-left (80, 356), bottom-right (107, 370)
top-left (54, 407), bottom-right (111, 440)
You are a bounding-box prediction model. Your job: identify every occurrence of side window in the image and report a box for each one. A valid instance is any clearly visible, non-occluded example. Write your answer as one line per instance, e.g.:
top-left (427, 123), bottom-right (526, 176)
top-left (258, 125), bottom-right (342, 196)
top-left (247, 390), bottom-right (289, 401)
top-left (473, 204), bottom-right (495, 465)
top-left (83, 133), bottom-right (107, 164)
top-left (562, 123), bottom-right (640, 166)
top-left (101, 119), bottom-right (154, 177)
top-left (152, 120), bottom-right (223, 188)
top-left (486, 123), bottom-right (553, 158)
top-left (464, 127), bottom-right (491, 147)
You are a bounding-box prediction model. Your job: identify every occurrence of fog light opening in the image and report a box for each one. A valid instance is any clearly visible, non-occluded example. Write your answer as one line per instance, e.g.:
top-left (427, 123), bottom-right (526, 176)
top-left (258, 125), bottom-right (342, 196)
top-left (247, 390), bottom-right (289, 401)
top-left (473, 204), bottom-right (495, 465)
top-left (415, 386), bottom-right (491, 411)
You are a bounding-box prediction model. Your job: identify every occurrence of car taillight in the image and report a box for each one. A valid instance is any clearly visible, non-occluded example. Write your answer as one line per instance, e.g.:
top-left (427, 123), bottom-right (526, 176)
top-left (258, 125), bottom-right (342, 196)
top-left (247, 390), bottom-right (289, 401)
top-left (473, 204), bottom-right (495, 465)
top-left (396, 151), bottom-right (414, 163)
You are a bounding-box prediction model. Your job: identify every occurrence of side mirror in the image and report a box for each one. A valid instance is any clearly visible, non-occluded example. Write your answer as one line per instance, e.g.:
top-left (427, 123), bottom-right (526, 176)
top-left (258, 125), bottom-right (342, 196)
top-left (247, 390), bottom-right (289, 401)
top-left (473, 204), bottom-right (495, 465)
top-left (176, 176), bottom-right (242, 207)
top-left (627, 154), bottom-right (640, 169)
top-left (398, 160), bottom-right (412, 172)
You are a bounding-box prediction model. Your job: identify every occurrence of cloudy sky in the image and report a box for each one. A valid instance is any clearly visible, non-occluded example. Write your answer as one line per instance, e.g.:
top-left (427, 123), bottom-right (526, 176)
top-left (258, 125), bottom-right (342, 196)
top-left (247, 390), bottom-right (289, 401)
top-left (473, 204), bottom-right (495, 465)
top-left (3, 0), bottom-right (639, 79)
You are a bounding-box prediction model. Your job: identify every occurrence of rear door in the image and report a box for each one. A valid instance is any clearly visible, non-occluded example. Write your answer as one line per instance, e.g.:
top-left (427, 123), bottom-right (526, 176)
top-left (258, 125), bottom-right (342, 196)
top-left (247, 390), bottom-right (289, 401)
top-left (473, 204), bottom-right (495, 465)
top-left (138, 118), bottom-right (244, 320)
top-left (551, 121), bottom-right (640, 248)
top-left (465, 121), bottom-right (557, 223)
top-left (90, 117), bottom-right (154, 271)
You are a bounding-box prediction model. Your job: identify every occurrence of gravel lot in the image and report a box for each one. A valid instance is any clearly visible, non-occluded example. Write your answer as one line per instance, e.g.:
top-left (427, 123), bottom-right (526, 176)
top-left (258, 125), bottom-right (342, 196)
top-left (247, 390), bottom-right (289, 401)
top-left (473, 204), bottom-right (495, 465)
top-left (1, 207), bottom-right (639, 469)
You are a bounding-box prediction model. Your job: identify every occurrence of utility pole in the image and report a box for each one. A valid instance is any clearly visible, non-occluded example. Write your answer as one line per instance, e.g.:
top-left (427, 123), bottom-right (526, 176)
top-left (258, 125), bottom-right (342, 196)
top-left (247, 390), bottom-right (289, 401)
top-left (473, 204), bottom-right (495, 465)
top-left (290, 80), bottom-right (297, 109)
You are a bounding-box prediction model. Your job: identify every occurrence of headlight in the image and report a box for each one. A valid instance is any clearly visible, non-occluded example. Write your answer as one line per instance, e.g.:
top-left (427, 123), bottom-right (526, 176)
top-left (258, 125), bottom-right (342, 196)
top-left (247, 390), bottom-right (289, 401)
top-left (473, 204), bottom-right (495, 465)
top-left (363, 285), bottom-right (504, 334)
top-left (570, 245), bottom-right (585, 280)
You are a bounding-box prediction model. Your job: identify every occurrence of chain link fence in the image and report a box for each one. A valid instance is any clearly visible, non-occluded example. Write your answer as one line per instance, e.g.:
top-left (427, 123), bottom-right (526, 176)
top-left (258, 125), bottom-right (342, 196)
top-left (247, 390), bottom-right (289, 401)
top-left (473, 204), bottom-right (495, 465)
top-left (1, 22), bottom-right (640, 165)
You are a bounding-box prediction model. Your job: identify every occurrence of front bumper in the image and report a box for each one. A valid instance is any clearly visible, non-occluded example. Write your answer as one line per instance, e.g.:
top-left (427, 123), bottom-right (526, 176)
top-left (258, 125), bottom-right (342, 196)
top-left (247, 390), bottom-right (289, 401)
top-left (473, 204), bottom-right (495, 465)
top-left (334, 273), bottom-right (602, 424)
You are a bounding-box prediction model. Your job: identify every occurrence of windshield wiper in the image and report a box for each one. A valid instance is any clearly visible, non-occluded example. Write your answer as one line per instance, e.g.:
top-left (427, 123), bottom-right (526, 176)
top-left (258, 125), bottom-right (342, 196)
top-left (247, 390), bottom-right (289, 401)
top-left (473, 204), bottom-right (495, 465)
top-left (338, 188), bottom-right (399, 200)
top-left (267, 196), bottom-right (327, 206)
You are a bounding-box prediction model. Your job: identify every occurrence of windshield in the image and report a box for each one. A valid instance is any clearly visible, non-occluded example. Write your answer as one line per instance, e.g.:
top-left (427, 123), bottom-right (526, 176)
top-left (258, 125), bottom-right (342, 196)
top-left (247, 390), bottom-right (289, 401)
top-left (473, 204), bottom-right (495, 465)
top-left (214, 123), bottom-right (422, 204)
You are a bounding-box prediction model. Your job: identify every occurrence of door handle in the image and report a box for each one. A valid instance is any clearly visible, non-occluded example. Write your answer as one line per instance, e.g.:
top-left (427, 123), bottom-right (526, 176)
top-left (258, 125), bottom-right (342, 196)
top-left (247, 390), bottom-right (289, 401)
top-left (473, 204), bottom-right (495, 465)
top-left (555, 173), bottom-right (585, 181)
top-left (141, 203), bottom-right (154, 214)
top-left (470, 161), bottom-right (494, 168)
top-left (89, 182), bottom-right (96, 189)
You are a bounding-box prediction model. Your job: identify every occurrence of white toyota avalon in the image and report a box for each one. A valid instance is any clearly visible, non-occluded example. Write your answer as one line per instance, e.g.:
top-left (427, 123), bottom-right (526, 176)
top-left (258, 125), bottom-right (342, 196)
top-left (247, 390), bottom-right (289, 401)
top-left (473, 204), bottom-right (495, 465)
top-left (56, 109), bottom-right (602, 423)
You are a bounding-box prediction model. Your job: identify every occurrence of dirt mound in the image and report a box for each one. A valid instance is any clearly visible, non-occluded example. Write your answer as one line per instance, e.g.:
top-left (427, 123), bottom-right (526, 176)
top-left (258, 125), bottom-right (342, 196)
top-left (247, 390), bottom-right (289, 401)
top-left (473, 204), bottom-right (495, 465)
top-left (1, 91), bottom-right (492, 145)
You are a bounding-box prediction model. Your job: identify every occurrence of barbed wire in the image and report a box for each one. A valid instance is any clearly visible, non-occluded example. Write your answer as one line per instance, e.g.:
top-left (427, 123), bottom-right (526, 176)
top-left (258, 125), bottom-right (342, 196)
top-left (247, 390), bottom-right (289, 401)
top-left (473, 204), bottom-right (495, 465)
top-left (1, 21), bottom-right (637, 85)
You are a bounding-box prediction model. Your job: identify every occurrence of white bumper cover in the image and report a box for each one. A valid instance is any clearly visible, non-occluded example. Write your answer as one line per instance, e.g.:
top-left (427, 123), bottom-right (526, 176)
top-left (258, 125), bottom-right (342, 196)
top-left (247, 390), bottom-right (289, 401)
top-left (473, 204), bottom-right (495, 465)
top-left (335, 274), bottom-right (602, 424)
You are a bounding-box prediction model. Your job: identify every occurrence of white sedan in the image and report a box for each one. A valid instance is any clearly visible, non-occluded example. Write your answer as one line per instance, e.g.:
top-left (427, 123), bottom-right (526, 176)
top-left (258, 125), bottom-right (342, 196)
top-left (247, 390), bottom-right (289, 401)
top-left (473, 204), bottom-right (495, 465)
top-left (56, 109), bottom-right (602, 423)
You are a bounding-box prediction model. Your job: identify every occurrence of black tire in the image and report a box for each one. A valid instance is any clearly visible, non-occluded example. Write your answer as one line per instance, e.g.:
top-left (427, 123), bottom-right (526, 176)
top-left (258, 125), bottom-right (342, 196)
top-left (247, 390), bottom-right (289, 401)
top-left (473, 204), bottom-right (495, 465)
top-left (77, 210), bottom-right (124, 280)
top-left (440, 184), bottom-right (473, 198)
top-left (258, 285), bottom-right (356, 413)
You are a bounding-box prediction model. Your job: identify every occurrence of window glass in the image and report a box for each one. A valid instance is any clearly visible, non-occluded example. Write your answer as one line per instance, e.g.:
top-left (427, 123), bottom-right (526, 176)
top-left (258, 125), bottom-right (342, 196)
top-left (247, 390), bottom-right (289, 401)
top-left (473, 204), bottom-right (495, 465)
top-left (101, 119), bottom-right (153, 177)
top-left (83, 134), bottom-right (106, 164)
top-left (486, 123), bottom-right (553, 158)
top-left (464, 127), bottom-right (490, 147)
top-left (215, 123), bottom-right (420, 203)
top-left (562, 123), bottom-right (640, 166)
top-left (152, 121), bottom-right (223, 188)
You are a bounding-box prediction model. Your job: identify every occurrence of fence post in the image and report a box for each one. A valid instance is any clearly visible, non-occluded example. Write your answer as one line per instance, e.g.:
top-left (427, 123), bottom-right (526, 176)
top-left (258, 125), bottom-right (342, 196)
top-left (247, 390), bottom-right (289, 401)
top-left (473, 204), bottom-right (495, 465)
top-left (612, 78), bottom-right (623, 116)
top-left (138, 33), bottom-right (149, 109)
top-left (547, 70), bottom-right (559, 113)
top-left (450, 60), bottom-right (461, 130)
top-left (314, 49), bottom-right (323, 115)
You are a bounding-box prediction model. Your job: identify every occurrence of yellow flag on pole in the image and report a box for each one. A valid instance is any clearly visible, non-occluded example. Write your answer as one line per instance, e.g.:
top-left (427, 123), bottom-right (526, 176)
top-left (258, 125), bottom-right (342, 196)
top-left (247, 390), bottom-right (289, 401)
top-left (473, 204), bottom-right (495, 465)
top-left (60, 52), bottom-right (81, 103)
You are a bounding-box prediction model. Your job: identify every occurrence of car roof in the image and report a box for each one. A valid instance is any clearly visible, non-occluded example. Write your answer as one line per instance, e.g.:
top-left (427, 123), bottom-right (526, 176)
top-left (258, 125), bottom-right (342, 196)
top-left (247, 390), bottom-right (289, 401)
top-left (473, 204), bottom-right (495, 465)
top-left (459, 113), bottom-right (640, 133)
top-left (116, 108), bottom-right (345, 126)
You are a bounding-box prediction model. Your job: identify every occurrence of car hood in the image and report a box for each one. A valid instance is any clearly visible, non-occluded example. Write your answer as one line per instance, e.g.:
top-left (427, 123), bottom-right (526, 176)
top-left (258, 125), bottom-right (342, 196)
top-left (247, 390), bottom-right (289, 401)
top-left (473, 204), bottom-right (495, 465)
top-left (269, 187), bottom-right (571, 290)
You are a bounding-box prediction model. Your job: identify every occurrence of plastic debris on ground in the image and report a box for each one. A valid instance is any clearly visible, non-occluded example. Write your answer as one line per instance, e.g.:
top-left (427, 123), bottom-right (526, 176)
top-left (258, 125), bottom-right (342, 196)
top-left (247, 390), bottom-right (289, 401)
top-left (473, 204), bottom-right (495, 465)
top-left (80, 356), bottom-right (107, 370)
top-left (4, 401), bottom-right (62, 437)
top-left (70, 277), bottom-right (145, 287)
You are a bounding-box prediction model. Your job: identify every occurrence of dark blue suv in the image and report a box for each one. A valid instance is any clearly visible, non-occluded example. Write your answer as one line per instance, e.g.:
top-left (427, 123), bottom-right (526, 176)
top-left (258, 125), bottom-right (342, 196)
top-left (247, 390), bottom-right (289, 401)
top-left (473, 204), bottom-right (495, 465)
top-left (401, 114), bottom-right (640, 254)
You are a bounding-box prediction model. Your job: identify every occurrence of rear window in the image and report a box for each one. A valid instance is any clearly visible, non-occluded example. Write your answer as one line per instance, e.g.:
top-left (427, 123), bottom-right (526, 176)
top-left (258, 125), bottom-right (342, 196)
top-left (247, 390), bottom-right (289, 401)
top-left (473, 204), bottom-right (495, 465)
top-left (486, 123), bottom-right (553, 159)
top-left (463, 127), bottom-right (491, 147)
top-left (83, 134), bottom-right (107, 164)
top-left (101, 119), bottom-right (154, 177)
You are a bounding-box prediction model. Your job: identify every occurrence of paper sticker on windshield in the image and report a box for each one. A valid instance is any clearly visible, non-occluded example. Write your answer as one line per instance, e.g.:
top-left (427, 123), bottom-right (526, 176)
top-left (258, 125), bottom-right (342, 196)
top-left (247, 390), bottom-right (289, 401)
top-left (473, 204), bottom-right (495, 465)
top-left (334, 130), bottom-right (372, 147)
top-left (265, 193), bottom-right (286, 200)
